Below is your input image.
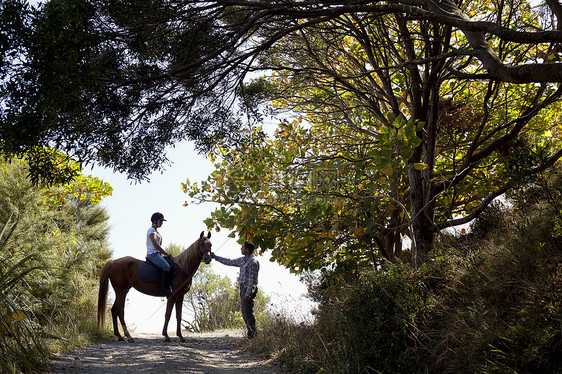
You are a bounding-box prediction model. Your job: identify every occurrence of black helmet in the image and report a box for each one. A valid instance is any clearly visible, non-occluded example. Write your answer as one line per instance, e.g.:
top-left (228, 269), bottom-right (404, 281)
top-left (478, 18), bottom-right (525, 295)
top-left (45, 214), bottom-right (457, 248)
top-left (151, 212), bottom-right (166, 223)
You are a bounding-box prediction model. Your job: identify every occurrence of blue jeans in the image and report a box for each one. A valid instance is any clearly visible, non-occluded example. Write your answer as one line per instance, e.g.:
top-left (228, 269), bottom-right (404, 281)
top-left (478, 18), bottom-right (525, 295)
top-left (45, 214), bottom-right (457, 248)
top-left (240, 286), bottom-right (258, 338)
top-left (146, 252), bottom-right (170, 272)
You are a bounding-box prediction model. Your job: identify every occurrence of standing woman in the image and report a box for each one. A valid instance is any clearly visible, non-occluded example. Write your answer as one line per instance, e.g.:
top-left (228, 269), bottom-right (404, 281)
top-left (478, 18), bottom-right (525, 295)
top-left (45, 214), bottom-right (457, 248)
top-left (146, 212), bottom-right (173, 296)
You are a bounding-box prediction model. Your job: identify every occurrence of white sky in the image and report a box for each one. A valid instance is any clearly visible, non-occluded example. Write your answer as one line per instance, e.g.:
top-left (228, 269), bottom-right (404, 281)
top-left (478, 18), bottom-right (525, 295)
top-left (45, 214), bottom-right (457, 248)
top-left (88, 141), bottom-right (314, 334)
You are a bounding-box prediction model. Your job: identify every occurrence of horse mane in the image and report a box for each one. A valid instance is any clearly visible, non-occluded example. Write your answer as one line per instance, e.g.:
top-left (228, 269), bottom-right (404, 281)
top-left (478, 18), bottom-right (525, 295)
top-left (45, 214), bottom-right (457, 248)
top-left (173, 240), bottom-right (200, 273)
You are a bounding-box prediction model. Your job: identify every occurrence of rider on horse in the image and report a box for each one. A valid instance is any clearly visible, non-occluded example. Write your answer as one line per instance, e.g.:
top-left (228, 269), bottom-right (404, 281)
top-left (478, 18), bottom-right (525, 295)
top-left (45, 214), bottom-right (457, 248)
top-left (146, 212), bottom-right (173, 296)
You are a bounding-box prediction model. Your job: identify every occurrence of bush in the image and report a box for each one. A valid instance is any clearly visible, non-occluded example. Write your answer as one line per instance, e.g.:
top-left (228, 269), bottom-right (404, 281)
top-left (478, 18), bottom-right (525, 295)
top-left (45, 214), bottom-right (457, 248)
top-left (243, 169), bottom-right (562, 373)
top-left (0, 159), bottom-right (113, 371)
top-left (340, 265), bottom-right (426, 372)
top-left (184, 265), bottom-right (270, 332)
top-left (0, 253), bottom-right (49, 374)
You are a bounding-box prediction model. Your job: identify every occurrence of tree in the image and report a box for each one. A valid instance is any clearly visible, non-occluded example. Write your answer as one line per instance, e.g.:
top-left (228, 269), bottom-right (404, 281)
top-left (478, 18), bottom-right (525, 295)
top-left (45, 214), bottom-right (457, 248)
top-left (188, 2), bottom-right (562, 269)
top-left (261, 2), bottom-right (562, 266)
top-left (4, 0), bottom-right (562, 182)
top-left (3, 0), bottom-right (562, 265)
top-left (1, 0), bottom-right (245, 182)
top-left (186, 121), bottom-right (409, 272)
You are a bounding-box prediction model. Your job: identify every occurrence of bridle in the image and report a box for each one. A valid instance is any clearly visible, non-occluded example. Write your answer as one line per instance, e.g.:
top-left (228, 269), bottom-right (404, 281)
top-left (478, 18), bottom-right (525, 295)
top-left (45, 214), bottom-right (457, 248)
top-left (197, 237), bottom-right (212, 261)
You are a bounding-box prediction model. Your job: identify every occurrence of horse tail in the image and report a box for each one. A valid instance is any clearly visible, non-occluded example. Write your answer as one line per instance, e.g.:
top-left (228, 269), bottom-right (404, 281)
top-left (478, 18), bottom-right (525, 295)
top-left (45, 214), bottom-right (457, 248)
top-left (97, 260), bottom-right (113, 331)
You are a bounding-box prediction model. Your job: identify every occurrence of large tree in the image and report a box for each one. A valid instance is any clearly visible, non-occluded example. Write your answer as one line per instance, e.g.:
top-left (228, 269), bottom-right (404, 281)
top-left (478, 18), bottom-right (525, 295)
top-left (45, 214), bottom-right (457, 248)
top-left (189, 1), bottom-right (562, 267)
top-left (3, 0), bottom-right (562, 264)
top-left (1, 0), bottom-right (246, 181)
top-left (3, 0), bottom-right (562, 179)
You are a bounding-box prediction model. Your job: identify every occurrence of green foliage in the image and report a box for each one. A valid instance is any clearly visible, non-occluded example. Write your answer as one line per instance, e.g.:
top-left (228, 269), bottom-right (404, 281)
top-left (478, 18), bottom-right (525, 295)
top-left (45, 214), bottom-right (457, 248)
top-left (187, 2), bottom-right (562, 271)
top-left (187, 121), bottom-right (409, 273)
top-left (0, 158), bottom-right (113, 370)
top-left (183, 265), bottom-right (269, 333)
top-left (24, 147), bottom-right (83, 186)
top-left (420, 189), bottom-right (562, 373)
top-left (341, 266), bottom-right (427, 372)
top-left (0, 250), bottom-right (49, 373)
top-left (244, 167), bottom-right (562, 373)
top-left (1, 0), bottom-right (247, 182)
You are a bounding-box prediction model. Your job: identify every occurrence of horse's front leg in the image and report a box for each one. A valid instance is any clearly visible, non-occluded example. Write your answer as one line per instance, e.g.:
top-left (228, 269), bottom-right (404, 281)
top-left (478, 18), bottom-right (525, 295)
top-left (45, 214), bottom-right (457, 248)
top-left (162, 298), bottom-right (175, 342)
top-left (175, 295), bottom-right (185, 342)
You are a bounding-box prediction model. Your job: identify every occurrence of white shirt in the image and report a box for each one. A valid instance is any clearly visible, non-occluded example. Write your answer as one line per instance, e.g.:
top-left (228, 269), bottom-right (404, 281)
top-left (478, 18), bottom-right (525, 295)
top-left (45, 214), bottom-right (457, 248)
top-left (146, 226), bottom-right (162, 255)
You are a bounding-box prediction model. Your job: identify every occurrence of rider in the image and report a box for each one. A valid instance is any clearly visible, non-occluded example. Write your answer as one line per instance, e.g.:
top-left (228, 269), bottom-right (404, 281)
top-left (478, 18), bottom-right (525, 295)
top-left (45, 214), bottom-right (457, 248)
top-left (146, 212), bottom-right (173, 297)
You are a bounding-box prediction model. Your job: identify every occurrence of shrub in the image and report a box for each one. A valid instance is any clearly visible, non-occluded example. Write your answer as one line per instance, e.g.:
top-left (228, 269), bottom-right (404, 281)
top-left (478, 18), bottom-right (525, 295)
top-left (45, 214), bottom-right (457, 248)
top-left (0, 159), bottom-right (113, 371)
top-left (0, 253), bottom-right (49, 374)
top-left (184, 265), bottom-right (270, 332)
top-left (340, 264), bottom-right (426, 372)
top-left (242, 168), bottom-right (562, 373)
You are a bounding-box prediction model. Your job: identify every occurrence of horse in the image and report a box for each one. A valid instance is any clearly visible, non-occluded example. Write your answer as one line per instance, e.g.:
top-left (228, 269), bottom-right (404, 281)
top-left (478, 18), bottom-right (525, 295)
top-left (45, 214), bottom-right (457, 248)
top-left (97, 231), bottom-right (213, 342)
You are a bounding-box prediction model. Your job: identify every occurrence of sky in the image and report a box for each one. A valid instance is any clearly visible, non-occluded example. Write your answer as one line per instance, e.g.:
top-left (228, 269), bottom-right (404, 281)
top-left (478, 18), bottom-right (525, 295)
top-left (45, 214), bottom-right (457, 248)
top-left (87, 141), bottom-right (314, 334)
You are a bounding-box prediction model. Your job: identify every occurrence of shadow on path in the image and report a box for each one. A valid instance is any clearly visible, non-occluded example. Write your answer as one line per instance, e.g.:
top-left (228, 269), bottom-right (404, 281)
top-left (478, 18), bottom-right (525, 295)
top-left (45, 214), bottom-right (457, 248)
top-left (47, 331), bottom-right (284, 373)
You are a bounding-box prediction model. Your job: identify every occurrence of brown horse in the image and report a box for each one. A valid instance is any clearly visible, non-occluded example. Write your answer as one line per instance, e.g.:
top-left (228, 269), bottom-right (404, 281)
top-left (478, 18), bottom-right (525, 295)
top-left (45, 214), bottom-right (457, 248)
top-left (97, 231), bottom-right (212, 342)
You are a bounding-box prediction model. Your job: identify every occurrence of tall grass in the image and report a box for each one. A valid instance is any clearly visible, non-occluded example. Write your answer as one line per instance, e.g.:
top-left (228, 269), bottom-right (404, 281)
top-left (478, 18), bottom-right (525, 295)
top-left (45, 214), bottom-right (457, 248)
top-left (0, 219), bottom-right (109, 373)
top-left (0, 217), bottom-right (50, 373)
top-left (0, 160), bottom-right (114, 371)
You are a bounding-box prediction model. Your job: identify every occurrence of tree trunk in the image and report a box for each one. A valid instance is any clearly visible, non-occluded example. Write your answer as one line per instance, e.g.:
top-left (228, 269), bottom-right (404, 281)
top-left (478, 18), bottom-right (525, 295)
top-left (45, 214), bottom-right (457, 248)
top-left (408, 166), bottom-right (436, 268)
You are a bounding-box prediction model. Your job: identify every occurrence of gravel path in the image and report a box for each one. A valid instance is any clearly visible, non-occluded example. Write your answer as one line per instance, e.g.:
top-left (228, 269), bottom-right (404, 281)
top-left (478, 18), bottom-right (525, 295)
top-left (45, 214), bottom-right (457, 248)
top-left (46, 331), bottom-right (286, 373)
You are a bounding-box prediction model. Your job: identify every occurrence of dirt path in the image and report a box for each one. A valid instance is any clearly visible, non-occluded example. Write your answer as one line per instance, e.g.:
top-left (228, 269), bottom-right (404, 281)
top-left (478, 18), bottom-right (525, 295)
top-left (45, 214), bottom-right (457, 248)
top-left (46, 330), bottom-right (286, 373)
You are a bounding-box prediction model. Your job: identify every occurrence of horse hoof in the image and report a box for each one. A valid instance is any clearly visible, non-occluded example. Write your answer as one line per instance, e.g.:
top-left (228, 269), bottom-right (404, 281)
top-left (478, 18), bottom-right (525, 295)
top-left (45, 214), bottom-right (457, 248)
top-left (164, 337), bottom-right (171, 342)
top-left (127, 338), bottom-right (135, 343)
top-left (179, 337), bottom-right (186, 343)
top-left (118, 336), bottom-right (125, 341)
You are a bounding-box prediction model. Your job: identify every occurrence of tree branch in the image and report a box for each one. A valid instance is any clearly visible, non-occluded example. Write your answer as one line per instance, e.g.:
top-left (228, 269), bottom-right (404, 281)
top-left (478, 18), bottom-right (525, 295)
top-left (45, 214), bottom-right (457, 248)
top-left (437, 146), bottom-right (562, 230)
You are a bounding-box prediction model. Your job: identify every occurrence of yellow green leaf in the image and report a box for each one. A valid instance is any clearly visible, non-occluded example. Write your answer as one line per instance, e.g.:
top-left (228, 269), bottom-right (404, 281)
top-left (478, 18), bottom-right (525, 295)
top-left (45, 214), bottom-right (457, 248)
top-left (380, 165), bottom-right (394, 176)
top-left (413, 163), bottom-right (428, 170)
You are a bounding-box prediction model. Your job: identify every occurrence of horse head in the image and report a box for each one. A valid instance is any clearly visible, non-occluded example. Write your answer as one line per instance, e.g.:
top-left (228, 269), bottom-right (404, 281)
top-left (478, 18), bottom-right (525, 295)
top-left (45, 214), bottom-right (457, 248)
top-left (198, 231), bottom-right (212, 264)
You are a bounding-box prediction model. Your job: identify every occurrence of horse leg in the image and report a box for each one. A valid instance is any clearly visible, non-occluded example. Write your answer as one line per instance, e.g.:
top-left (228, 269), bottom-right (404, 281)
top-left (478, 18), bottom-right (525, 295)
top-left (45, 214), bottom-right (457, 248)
top-left (175, 295), bottom-right (185, 342)
top-left (111, 292), bottom-right (124, 341)
top-left (162, 298), bottom-right (175, 342)
top-left (113, 289), bottom-right (135, 342)
top-left (119, 314), bottom-right (135, 343)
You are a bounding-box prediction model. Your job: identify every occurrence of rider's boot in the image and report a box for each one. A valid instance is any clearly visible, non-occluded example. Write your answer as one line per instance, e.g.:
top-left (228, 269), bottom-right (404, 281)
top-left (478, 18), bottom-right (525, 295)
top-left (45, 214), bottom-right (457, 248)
top-left (160, 270), bottom-right (172, 297)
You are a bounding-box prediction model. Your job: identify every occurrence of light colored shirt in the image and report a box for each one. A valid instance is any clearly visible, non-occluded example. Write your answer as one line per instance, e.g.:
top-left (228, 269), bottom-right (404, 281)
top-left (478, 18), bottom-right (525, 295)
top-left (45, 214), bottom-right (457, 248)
top-left (215, 254), bottom-right (259, 297)
top-left (146, 227), bottom-right (162, 255)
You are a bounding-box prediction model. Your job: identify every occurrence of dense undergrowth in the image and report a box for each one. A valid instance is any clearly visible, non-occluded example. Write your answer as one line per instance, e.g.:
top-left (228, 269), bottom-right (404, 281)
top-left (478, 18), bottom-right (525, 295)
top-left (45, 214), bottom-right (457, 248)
top-left (246, 174), bottom-right (562, 373)
top-left (0, 159), bottom-right (113, 373)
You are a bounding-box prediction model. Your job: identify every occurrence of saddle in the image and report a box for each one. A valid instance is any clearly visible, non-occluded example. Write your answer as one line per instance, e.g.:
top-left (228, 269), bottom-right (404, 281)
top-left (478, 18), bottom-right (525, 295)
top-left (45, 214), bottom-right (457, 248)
top-left (138, 256), bottom-right (178, 283)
